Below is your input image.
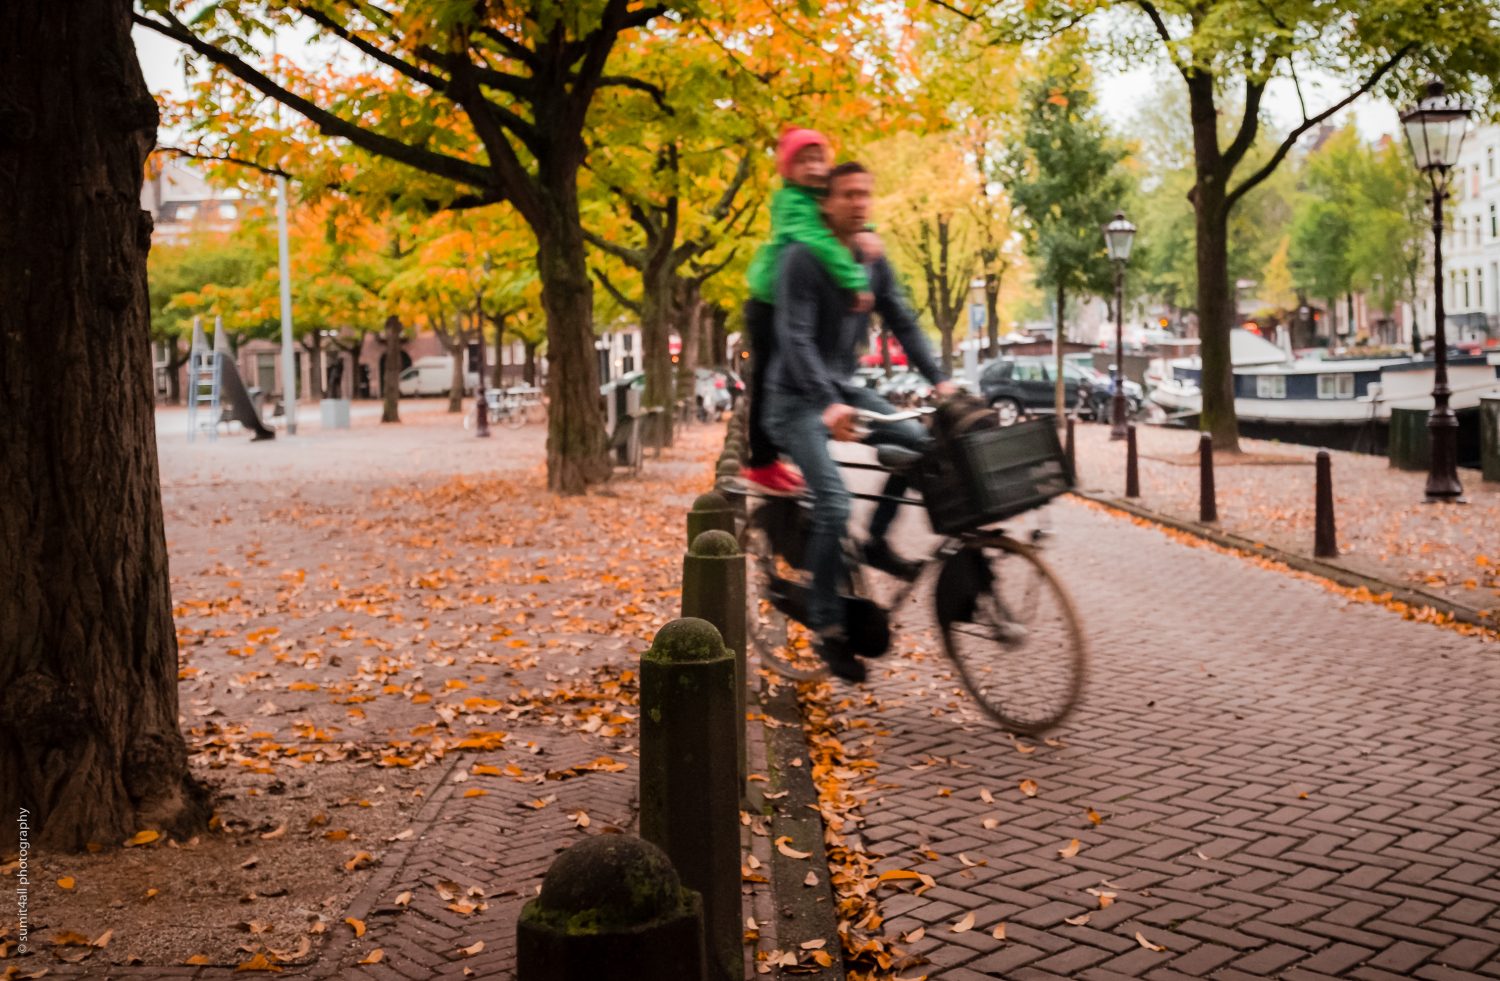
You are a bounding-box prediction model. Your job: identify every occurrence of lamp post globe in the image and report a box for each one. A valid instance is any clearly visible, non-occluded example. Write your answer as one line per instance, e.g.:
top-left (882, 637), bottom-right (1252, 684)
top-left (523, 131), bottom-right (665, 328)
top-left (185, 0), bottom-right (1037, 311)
top-left (1400, 79), bottom-right (1471, 503)
top-left (1101, 212), bottom-right (1136, 440)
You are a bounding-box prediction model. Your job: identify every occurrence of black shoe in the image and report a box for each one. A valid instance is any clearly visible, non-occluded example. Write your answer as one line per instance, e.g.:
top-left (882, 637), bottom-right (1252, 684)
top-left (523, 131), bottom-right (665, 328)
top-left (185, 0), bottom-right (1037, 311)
top-left (861, 538), bottom-right (921, 581)
top-left (814, 629), bottom-right (867, 683)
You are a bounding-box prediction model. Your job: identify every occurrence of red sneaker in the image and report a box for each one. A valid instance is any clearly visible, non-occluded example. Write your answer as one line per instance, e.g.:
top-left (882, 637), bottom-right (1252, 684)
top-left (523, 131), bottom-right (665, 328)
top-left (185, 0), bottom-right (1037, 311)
top-left (742, 461), bottom-right (806, 496)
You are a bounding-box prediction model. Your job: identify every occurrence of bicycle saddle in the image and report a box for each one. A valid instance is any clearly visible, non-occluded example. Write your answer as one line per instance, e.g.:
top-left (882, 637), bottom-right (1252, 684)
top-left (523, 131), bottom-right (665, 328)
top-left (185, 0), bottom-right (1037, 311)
top-left (875, 444), bottom-right (924, 474)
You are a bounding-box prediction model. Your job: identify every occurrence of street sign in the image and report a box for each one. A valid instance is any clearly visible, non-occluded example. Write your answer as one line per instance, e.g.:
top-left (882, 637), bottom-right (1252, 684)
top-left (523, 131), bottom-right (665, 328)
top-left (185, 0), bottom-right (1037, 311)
top-left (969, 303), bottom-right (985, 329)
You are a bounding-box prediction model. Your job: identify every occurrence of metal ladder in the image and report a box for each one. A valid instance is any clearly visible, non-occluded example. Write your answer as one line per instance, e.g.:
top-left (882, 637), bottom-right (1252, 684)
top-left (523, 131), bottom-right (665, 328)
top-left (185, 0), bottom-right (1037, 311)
top-left (185, 316), bottom-right (220, 442)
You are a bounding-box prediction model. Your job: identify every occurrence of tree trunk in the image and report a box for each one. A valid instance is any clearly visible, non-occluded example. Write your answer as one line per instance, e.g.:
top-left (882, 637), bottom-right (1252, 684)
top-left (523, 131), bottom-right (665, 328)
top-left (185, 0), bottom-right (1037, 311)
top-left (1054, 279), bottom-right (1067, 419)
top-left (679, 283), bottom-right (703, 403)
top-left (535, 201), bottom-right (608, 493)
top-left (381, 314), bottom-right (403, 423)
top-left (1188, 73), bottom-right (1241, 450)
top-left (985, 269), bottom-right (1001, 360)
top-left (165, 337), bottom-right (187, 404)
top-left (1347, 292), bottom-right (1355, 340)
top-left (0, 0), bottom-right (210, 850)
top-left (490, 316), bottom-right (507, 390)
top-left (301, 330), bottom-right (324, 401)
top-left (640, 260), bottom-right (675, 446)
top-left (523, 339), bottom-right (538, 386)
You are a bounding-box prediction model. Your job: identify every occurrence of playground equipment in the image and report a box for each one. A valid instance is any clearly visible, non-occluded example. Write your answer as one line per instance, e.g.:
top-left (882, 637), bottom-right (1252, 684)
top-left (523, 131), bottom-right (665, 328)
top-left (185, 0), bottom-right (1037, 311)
top-left (186, 316), bottom-right (275, 442)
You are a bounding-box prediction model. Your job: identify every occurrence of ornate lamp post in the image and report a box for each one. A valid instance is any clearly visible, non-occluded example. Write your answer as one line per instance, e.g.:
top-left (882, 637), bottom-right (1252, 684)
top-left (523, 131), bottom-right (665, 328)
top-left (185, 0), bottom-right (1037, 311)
top-left (1102, 211), bottom-right (1137, 440)
top-left (1401, 79), bottom-right (1472, 502)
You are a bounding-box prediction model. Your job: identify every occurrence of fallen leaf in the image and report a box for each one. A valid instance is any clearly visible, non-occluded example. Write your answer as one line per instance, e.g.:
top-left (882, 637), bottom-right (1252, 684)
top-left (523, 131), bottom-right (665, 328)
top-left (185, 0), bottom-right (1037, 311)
top-left (1065, 914), bottom-right (1091, 926)
top-left (951, 911), bottom-right (975, 933)
top-left (811, 950), bottom-right (834, 967)
top-left (775, 836), bottom-right (812, 860)
top-left (260, 824), bottom-right (286, 841)
top-left (1012, 740), bottom-right (1036, 754)
top-left (462, 788), bottom-right (488, 798)
top-left (145, 887), bottom-right (160, 899)
top-left (1059, 838), bottom-right (1081, 859)
top-left (459, 940), bottom-right (485, 957)
top-left (92, 929), bottom-right (113, 948)
top-left (903, 927), bottom-right (926, 943)
top-left (1019, 779), bottom-right (1038, 798)
top-left (185, 954), bottom-right (211, 965)
top-left (981, 817), bottom-right (1000, 830)
top-left (1136, 931), bottom-right (1166, 952)
top-left (991, 923), bottom-right (1007, 940)
top-left (958, 853), bottom-right (985, 868)
top-left (979, 788), bottom-right (995, 804)
top-left (125, 830), bottom-right (160, 848)
top-left (570, 810), bottom-right (590, 828)
top-left (395, 891), bottom-right (413, 907)
top-left (1086, 807), bottom-right (1104, 826)
top-left (234, 953), bottom-right (283, 972)
top-left (358, 950), bottom-right (384, 965)
top-left (799, 939), bottom-right (826, 950)
top-left (343, 851), bottom-right (374, 871)
top-left (803, 871), bottom-right (818, 887)
top-left (57, 876), bottom-right (76, 890)
top-left (345, 918), bottom-right (366, 938)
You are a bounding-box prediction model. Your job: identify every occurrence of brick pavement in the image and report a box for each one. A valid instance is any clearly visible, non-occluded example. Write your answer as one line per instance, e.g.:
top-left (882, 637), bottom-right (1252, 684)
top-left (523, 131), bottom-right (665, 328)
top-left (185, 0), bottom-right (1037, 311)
top-left (817, 494), bottom-right (1500, 980)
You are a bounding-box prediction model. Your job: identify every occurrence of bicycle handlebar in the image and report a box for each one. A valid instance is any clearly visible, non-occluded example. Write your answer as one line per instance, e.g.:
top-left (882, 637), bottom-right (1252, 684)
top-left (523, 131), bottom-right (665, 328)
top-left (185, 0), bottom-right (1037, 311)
top-left (853, 406), bottom-right (935, 425)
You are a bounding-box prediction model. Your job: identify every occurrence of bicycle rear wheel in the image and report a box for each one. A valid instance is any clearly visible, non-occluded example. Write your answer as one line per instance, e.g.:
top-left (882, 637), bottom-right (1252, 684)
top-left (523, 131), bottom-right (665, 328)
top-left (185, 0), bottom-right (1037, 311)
top-left (740, 507), bottom-right (829, 681)
top-left (937, 534), bottom-right (1086, 734)
top-left (504, 403), bottom-right (527, 429)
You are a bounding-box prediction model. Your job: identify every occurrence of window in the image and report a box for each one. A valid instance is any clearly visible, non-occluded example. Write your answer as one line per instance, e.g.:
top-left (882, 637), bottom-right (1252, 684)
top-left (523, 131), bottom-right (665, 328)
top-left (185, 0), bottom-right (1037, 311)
top-left (1256, 375), bottom-right (1286, 398)
top-left (1490, 146), bottom-right (1496, 179)
top-left (1464, 269), bottom-right (1472, 308)
top-left (1491, 203), bottom-right (1497, 239)
top-left (1317, 374), bottom-right (1354, 399)
top-left (217, 203), bottom-right (238, 220)
top-left (1012, 361), bottom-right (1048, 382)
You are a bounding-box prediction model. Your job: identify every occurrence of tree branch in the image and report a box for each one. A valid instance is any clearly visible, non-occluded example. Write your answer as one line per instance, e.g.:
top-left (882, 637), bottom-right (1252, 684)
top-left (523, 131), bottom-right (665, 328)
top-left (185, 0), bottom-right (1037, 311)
top-left (598, 75), bottom-right (672, 114)
top-left (133, 11), bottom-right (497, 193)
top-left (583, 229), bottom-right (647, 268)
top-left (292, 4), bottom-right (446, 91)
top-left (592, 266), bottom-right (642, 314)
top-left (1226, 42), bottom-right (1415, 210)
top-left (1220, 79), bottom-right (1265, 173)
top-left (1135, 1), bottom-right (1187, 79)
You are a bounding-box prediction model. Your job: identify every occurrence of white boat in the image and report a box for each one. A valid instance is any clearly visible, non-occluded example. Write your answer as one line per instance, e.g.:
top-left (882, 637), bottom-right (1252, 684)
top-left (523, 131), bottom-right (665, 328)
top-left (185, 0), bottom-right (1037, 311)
top-left (1148, 329), bottom-right (1500, 425)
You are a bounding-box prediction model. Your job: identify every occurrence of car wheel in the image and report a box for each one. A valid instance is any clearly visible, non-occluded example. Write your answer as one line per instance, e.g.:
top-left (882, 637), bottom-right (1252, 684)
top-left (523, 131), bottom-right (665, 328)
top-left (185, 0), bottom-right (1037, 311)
top-left (993, 397), bottom-right (1022, 427)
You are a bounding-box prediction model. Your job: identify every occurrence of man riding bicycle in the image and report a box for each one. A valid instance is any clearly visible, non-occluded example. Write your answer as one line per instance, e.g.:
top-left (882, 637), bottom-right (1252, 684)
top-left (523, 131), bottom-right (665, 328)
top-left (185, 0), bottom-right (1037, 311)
top-left (763, 161), bottom-right (958, 682)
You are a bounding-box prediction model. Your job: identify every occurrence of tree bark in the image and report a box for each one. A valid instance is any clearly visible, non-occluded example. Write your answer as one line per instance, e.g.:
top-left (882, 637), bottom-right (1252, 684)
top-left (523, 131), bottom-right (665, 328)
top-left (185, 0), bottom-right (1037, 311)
top-left (432, 316), bottom-right (467, 414)
top-left (1188, 73), bottom-right (1241, 450)
top-left (1054, 279), bottom-right (1067, 419)
top-left (984, 267), bottom-right (1002, 360)
top-left (489, 315), bottom-right (507, 390)
top-left (300, 329), bottom-right (324, 401)
top-left (523, 339), bottom-right (538, 386)
top-left (640, 257), bottom-right (675, 446)
top-left (381, 314), bottom-right (403, 423)
top-left (0, 0), bottom-right (210, 850)
top-left (535, 198), bottom-right (608, 493)
top-left (164, 337), bottom-right (187, 404)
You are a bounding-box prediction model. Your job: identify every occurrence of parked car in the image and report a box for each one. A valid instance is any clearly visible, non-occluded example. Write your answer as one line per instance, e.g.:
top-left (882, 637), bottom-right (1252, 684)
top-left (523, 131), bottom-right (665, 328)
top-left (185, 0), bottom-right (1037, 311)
top-left (693, 367), bottom-right (734, 421)
top-left (398, 356), bottom-right (478, 397)
top-left (979, 356), bottom-right (1142, 426)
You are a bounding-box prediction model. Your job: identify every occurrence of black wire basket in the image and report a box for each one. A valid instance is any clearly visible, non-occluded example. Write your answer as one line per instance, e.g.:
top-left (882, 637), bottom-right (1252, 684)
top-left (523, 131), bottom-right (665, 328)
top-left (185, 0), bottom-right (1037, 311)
top-left (915, 419), bottom-right (1075, 535)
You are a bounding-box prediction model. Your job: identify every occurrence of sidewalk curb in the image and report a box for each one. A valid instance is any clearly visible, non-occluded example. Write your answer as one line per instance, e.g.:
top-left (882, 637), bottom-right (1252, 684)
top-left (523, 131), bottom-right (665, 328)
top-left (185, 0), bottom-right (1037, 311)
top-left (1074, 489), bottom-right (1497, 632)
top-left (757, 681), bottom-right (845, 981)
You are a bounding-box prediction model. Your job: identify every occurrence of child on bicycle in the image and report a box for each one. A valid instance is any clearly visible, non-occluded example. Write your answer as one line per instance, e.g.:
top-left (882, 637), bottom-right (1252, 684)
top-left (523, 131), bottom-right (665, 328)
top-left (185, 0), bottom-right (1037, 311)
top-left (741, 127), bottom-right (883, 497)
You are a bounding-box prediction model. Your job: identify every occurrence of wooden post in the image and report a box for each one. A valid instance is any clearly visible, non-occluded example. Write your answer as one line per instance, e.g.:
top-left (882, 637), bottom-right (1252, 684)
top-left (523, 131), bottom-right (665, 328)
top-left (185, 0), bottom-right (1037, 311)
top-left (1314, 450), bottom-right (1338, 558)
top-left (1064, 416), bottom-right (1076, 478)
top-left (517, 835), bottom-right (706, 981)
top-left (682, 530), bottom-right (747, 793)
top-left (1126, 424), bottom-right (1140, 499)
top-left (639, 619), bottom-right (740, 981)
top-left (1199, 432), bottom-right (1217, 523)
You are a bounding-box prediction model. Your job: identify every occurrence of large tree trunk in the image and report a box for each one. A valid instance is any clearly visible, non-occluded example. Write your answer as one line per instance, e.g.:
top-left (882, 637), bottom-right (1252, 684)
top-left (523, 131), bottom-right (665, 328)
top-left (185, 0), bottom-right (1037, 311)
top-left (435, 323), bottom-right (466, 414)
top-left (1188, 74), bottom-right (1241, 451)
top-left (0, 0), bottom-right (210, 850)
top-left (165, 337), bottom-right (187, 404)
top-left (301, 330), bottom-right (324, 401)
top-left (523, 339), bottom-right (538, 386)
top-left (984, 268), bottom-right (1001, 361)
top-left (381, 314), bottom-right (403, 423)
top-left (535, 197), bottom-right (608, 494)
top-left (489, 315), bottom-right (507, 390)
top-left (640, 260), bottom-right (675, 447)
top-left (679, 282), bottom-right (703, 407)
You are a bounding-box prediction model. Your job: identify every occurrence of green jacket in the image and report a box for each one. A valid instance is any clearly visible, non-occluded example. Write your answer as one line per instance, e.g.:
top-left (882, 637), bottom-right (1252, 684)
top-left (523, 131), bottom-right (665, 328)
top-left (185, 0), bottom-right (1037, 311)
top-left (746, 183), bottom-right (869, 303)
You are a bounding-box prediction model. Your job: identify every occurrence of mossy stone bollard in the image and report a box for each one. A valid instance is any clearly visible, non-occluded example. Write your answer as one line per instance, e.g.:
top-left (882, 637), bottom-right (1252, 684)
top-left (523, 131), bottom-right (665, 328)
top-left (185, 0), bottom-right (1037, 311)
top-left (686, 492), bottom-right (736, 548)
top-left (639, 618), bottom-right (740, 981)
top-left (682, 530), bottom-right (747, 792)
top-left (517, 834), bottom-right (705, 981)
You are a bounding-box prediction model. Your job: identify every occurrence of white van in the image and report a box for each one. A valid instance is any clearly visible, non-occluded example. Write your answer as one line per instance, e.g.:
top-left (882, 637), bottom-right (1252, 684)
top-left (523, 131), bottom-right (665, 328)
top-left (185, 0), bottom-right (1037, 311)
top-left (398, 356), bottom-right (479, 397)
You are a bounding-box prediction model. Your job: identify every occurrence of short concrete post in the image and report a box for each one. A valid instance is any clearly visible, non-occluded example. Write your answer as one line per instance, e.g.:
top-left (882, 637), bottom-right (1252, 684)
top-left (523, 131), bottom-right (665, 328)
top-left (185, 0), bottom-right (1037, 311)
top-left (682, 530), bottom-right (747, 792)
top-left (1199, 432), bottom-right (1217, 523)
top-left (1314, 450), bottom-right (1338, 558)
top-left (1064, 416), bottom-right (1076, 477)
top-left (686, 492), bottom-right (737, 548)
top-left (1126, 424), bottom-right (1140, 499)
top-left (639, 619), bottom-right (740, 981)
top-left (517, 834), bottom-right (705, 981)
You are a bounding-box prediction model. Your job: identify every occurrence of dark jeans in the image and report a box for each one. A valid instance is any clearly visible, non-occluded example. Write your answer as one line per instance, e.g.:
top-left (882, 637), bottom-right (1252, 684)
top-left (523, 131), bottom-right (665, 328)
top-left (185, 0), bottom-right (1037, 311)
top-left (763, 384), bottom-right (931, 633)
top-left (744, 299), bottom-right (778, 469)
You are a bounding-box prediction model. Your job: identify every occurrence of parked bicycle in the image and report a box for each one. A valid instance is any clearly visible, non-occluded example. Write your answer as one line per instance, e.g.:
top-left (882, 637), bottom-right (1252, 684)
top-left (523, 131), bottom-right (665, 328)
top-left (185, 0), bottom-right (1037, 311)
top-left (466, 385), bottom-right (546, 430)
top-left (735, 406), bottom-right (1086, 733)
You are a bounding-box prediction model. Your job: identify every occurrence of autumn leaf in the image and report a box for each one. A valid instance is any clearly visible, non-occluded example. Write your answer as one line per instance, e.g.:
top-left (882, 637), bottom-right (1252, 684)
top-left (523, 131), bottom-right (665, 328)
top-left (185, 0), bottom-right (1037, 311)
top-left (394, 891), bottom-right (412, 906)
top-left (1086, 807), bottom-right (1104, 826)
top-left (775, 836), bottom-right (812, 860)
top-left (462, 788), bottom-right (488, 798)
top-left (803, 871), bottom-right (818, 887)
top-left (1136, 931), bottom-right (1167, 952)
top-left (1059, 838), bottom-right (1081, 859)
top-left (459, 940), bottom-right (485, 957)
top-left (1065, 913), bottom-right (1091, 926)
top-left (991, 923), bottom-right (1007, 940)
top-left (902, 927), bottom-right (925, 943)
top-left (343, 851), bottom-right (374, 871)
top-left (57, 876), bottom-right (76, 890)
top-left (125, 829), bottom-right (161, 847)
top-left (950, 911), bottom-right (975, 933)
top-left (1018, 779), bottom-right (1038, 797)
top-left (184, 954), bottom-right (211, 965)
top-left (345, 917), bottom-right (366, 938)
top-left (358, 949), bottom-right (384, 965)
top-left (234, 952), bottom-right (283, 972)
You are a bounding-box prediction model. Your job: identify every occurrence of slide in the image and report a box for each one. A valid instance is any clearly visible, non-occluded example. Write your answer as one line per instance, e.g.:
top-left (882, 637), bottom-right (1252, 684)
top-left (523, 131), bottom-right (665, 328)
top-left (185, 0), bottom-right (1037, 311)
top-left (216, 357), bottom-right (276, 440)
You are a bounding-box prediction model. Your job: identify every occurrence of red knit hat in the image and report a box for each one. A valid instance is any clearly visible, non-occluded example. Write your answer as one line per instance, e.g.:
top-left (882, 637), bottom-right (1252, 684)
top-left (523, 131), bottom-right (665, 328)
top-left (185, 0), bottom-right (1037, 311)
top-left (776, 128), bottom-right (830, 178)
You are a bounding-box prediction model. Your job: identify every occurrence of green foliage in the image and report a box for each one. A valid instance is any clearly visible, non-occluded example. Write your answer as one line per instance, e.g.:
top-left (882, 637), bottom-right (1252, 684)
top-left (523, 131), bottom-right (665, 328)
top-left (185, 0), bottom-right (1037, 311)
top-left (997, 45), bottom-right (1128, 311)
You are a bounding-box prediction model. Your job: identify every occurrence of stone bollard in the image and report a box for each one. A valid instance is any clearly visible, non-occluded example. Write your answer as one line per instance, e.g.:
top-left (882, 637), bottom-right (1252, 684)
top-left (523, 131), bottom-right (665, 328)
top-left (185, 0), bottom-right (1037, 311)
top-left (517, 834), bottom-right (706, 981)
top-left (1199, 432), bottom-right (1217, 523)
top-left (686, 492), bottom-right (737, 548)
top-left (639, 619), bottom-right (741, 981)
top-left (681, 530), bottom-right (747, 792)
top-left (1126, 424), bottom-right (1140, 499)
top-left (1064, 416), bottom-right (1076, 477)
top-left (1314, 450), bottom-right (1337, 559)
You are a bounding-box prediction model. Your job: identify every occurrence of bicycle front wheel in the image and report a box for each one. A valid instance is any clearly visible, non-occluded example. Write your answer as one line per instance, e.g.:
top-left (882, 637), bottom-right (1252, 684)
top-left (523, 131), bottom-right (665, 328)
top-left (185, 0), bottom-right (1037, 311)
top-left (504, 405), bottom-right (527, 429)
top-left (739, 504), bottom-right (829, 682)
top-left (937, 535), bottom-right (1086, 734)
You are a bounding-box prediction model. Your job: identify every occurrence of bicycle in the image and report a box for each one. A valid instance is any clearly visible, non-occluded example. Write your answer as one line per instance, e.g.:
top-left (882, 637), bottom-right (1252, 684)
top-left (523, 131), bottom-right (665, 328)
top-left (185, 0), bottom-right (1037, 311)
top-left (734, 407), bottom-right (1086, 734)
top-left (466, 387), bottom-right (546, 430)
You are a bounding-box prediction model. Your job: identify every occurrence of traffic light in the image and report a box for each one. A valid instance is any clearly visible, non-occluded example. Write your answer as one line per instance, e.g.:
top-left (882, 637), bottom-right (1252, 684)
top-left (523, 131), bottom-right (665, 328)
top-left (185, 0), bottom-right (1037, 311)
top-left (1158, 317), bottom-right (1169, 328)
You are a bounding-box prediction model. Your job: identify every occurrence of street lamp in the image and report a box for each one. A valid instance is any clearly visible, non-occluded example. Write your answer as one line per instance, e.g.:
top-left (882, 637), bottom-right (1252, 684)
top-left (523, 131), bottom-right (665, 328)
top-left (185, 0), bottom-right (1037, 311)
top-left (1401, 79), bottom-right (1472, 502)
top-left (1102, 211), bottom-right (1137, 440)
